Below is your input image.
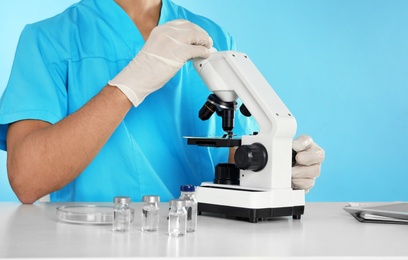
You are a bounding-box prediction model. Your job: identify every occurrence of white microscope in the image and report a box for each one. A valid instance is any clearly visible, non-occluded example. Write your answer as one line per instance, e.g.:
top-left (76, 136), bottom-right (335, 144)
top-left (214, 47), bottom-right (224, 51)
top-left (187, 51), bottom-right (305, 223)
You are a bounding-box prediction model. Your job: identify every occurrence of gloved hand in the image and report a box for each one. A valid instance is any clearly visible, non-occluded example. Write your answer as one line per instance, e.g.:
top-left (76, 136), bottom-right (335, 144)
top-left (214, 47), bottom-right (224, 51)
top-left (292, 134), bottom-right (325, 193)
top-left (109, 19), bottom-right (213, 106)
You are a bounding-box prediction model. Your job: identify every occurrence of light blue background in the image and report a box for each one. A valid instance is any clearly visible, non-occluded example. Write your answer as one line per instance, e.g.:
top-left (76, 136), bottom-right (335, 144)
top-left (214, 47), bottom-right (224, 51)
top-left (1, 1), bottom-right (407, 202)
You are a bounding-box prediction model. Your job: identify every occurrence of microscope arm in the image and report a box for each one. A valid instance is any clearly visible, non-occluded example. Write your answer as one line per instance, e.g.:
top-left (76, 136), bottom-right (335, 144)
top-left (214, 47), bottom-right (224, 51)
top-left (193, 51), bottom-right (297, 190)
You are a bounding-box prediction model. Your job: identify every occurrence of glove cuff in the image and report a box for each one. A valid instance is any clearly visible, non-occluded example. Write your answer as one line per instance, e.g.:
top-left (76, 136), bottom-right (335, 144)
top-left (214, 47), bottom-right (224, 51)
top-left (108, 81), bottom-right (143, 107)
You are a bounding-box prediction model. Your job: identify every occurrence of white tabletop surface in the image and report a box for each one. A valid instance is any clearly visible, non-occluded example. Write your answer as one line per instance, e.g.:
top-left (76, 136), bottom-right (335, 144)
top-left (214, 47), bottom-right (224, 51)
top-left (0, 202), bottom-right (407, 259)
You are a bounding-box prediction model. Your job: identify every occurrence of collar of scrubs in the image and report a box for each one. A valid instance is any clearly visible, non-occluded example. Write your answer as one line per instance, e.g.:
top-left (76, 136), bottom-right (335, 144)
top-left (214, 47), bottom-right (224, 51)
top-left (83, 0), bottom-right (179, 54)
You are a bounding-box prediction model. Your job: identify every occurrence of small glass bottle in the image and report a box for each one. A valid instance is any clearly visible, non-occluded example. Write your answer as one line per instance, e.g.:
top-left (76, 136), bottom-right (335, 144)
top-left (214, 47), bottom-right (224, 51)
top-left (179, 185), bottom-right (198, 232)
top-left (168, 199), bottom-right (187, 237)
top-left (113, 196), bottom-right (131, 232)
top-left (141, 195), bottom-right (160, 232)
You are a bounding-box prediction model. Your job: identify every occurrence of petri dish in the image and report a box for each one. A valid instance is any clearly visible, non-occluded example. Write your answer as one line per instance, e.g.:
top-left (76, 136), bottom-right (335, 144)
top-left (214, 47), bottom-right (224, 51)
top-left (56, 205), bottom-right (135, 225)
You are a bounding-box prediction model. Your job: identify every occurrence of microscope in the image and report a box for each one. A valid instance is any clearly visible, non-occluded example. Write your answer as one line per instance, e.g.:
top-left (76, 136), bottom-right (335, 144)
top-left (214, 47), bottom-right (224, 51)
top-left (187, 51), bottom-right (305, 223)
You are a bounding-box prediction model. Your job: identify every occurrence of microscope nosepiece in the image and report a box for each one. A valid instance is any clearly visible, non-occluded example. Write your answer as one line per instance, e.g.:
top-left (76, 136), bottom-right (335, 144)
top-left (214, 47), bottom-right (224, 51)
top-left (199, 94), bottom-right (238, 136)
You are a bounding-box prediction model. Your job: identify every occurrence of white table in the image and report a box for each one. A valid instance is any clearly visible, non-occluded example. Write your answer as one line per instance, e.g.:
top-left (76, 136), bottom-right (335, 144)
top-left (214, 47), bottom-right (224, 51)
top-left (0, 202), bottom-right (407, 259)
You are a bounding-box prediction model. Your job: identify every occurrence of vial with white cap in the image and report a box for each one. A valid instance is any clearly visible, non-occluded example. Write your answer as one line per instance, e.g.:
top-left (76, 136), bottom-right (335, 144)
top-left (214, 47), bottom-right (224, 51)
top-left (141, 195), bottom-right (160, 232)
top-left (168, 199), bottom-right (187, 237)
top-left (113, 196), bottom-right (131, 232)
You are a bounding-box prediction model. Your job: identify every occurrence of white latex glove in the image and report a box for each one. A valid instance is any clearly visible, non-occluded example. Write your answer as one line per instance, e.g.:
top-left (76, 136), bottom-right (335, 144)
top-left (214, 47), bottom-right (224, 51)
top-left (292, 134), bottom-right (325, 193)
top-left (109, 19), bottom-right (213, 106)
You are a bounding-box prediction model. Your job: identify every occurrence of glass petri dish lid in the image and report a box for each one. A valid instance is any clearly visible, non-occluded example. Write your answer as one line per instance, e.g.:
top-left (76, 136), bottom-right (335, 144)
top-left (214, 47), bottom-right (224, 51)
top-left (56, 205), bottom-right (135, 225)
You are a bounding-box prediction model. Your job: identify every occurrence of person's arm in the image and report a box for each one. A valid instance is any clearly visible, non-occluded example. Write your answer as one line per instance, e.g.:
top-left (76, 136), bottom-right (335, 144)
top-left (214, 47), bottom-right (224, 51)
top-left (7, 20), bottom-right (213, 204)
top-left (7, 86), bottom-right (131, 204)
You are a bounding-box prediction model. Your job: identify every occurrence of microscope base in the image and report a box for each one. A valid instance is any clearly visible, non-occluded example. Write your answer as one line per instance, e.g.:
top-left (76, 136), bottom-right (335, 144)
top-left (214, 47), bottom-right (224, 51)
top-left (198, 203), bottom-right (304, 223)
top-left (195, 183), bottom-right (305, 223)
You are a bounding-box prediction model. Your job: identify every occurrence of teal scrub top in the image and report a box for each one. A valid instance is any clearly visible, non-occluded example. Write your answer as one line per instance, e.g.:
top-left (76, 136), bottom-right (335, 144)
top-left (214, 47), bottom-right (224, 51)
top-left (0, 0), bottom-right (257, 202)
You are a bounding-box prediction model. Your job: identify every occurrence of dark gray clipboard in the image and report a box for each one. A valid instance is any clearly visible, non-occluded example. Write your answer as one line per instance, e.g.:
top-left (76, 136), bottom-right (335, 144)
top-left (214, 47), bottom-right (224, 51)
top-left (344, 202), bottom-right (408, 224)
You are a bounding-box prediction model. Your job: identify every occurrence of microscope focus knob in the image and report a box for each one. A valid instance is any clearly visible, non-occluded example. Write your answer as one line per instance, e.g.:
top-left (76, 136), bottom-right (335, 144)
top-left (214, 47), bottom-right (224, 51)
top-left (234, 143), bottom-right (268, 172)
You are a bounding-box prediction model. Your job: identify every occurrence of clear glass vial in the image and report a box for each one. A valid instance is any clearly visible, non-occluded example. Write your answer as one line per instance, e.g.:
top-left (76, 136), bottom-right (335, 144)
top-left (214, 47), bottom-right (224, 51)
top-left (113, 196), bottom-right (131, 232)
top-left (168, 199), bottom-right (187, 237)
top-left (141, 195), bottom-right (160, 232)
top-left (179, 185), bottom-right (198, 232)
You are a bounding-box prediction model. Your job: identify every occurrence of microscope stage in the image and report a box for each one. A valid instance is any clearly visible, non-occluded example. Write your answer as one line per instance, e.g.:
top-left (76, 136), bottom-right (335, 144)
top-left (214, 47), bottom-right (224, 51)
top-left (185, 137), bottom-right (241, 147)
